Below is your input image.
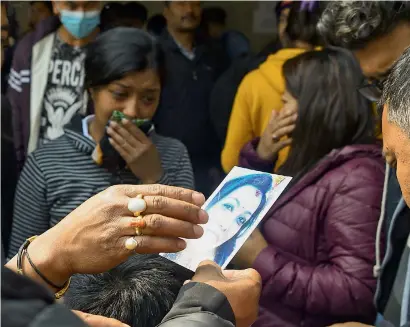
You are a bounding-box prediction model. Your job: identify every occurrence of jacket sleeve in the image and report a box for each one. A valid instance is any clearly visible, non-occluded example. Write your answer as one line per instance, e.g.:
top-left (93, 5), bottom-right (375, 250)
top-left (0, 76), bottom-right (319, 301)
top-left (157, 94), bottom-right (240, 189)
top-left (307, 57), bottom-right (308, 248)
top-left (253, 161), bottom-right (383, 319)
top-left (239, 138), bottom-right (275, 173)
top-left (8, 154), bottom-right (50, 258)
top-left (221, 74), bottom-right (255, 174)
top-left (7, 43), bottom-right (29, 172)
top-left (158, 282), bottom-right (235, 327)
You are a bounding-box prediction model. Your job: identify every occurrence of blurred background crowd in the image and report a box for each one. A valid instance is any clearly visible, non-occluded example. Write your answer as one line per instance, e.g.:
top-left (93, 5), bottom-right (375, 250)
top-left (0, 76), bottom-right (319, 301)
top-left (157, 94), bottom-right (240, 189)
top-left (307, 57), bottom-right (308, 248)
top-left (2, 1), bottom-right (410, 327)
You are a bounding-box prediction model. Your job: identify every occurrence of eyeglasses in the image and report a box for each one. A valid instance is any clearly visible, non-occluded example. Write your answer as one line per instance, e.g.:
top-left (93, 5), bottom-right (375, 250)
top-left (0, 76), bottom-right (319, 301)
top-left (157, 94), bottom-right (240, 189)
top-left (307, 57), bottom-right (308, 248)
top-left (358, 78), bottom-right (385, 102)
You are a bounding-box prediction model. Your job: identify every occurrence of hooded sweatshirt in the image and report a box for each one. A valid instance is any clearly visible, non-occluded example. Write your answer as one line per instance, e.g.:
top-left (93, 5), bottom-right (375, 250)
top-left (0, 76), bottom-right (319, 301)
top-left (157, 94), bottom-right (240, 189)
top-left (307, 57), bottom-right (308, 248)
top-left (221, 48), bottom-right (306, 173)
top-left (373, 164), bottom-right (410, 327)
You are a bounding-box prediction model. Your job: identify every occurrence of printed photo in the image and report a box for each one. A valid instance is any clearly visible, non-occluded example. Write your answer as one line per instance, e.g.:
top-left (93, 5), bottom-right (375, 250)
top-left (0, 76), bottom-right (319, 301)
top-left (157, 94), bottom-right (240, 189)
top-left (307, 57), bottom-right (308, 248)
top-left (161, 166), bottom-right (292, 271)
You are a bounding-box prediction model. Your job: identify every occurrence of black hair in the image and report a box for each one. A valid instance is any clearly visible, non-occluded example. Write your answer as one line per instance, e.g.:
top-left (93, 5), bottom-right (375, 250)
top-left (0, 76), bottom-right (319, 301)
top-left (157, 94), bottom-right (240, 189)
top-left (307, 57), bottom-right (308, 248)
top-left (283, 1), bottom-right (327, 46)
top-left (147, 14), bottom-right (167, 37)
top-left (100, 2), bottom-right (124, 31)
top-left (84, 27), bottom-right (165, 89)
top-left (30, 1), bottom-right (53, 13)
top-left (202, 7), bottom-right (226, 26)
top-left (318, 1), bottom-right (410, 50)
top-left (278, 48), bottom-right (375, 177)
top-left (123, 2), bottom-right (148, 23)
top-left (65, 255), bottom-right (190, 327)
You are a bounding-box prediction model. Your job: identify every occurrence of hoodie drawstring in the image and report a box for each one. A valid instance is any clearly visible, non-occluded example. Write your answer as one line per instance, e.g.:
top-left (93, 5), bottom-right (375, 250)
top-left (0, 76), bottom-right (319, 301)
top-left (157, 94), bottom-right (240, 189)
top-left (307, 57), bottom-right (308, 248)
top-left (374, 163), bottom-right (390, 278)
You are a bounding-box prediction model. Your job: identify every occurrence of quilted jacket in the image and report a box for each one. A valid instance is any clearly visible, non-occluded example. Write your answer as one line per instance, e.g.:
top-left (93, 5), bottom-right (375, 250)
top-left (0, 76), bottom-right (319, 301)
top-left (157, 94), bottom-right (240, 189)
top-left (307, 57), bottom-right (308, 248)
top-left (239, 139), bottom-right (385, 327)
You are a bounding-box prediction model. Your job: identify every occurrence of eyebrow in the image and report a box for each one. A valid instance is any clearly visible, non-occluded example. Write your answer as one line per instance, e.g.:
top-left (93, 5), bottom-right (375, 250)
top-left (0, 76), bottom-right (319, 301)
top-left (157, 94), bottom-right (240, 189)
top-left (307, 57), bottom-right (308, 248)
top-left (112, 82), bottom-right (131, 89)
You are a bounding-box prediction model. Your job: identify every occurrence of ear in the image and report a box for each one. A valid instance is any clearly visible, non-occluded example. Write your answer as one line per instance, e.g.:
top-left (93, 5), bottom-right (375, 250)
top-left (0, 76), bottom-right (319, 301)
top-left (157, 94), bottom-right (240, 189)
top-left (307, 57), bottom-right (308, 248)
top-left (89, 88), bottom-right (95, 101)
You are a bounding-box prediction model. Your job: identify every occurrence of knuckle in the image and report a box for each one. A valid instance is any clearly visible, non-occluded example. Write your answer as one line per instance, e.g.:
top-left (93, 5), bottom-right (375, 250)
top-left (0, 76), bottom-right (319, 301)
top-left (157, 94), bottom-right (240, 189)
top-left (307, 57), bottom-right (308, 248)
top-left (149, 214), bottom-right (163, 229)
top-left (152, 196), bottom-right (167, 211)
top-left (134, 236), bottom-right (146, 250)
top-left (174, 187), bottom-right (186, 201)
top-left (149, 184), bottom-right (164, 196)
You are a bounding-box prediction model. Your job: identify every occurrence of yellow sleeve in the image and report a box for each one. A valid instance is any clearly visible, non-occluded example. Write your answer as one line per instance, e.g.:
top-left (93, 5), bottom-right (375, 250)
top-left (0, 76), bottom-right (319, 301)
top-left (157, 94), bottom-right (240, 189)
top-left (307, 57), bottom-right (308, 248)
top-left (221, 74), bottom-right (255, 173)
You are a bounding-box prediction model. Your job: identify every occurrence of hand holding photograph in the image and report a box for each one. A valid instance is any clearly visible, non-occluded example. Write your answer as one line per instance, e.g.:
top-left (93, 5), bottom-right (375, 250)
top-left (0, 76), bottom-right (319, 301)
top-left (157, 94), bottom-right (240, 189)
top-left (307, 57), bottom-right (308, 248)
top-left (161, 167), bottom-right (292, 271)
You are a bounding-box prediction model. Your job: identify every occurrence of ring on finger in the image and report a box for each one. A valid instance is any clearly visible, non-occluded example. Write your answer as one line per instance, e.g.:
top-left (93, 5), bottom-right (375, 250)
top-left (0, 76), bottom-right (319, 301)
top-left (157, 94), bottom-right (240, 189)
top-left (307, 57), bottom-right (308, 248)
top-left (125, 237), bottom-right (138, 250)
top-left (128, 194), bottom-right (147, 217)
top-left (131, 215), bottom-right (146, 236)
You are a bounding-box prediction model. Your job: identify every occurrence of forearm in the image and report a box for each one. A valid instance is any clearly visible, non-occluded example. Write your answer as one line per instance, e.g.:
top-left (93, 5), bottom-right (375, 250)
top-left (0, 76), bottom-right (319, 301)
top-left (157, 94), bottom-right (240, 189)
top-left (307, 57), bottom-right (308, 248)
top-left (5, 227), bottom-right (71, 292)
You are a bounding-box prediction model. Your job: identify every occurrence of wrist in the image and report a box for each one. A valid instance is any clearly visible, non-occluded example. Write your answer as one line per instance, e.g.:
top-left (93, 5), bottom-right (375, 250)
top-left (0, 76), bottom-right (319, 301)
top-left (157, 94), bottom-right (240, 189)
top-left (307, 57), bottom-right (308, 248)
top-left (141, 168), bottom-right (164, 184)
top-left (256, 142), bottom-right (275, 161)
top-left (27, 228), bottom-right (72, 288)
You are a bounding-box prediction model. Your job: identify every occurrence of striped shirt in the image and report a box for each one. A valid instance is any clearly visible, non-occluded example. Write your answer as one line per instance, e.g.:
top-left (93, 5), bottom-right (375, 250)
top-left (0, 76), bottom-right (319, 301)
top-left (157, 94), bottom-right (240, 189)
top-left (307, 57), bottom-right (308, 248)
top-left (8, 116), bottom-right (194, 257)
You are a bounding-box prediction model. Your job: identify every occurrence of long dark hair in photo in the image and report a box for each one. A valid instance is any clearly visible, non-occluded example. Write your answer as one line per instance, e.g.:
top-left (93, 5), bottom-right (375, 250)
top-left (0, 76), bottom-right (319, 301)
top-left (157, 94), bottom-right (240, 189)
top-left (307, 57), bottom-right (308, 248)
top-left (278, 48), bottom-right (375, 178)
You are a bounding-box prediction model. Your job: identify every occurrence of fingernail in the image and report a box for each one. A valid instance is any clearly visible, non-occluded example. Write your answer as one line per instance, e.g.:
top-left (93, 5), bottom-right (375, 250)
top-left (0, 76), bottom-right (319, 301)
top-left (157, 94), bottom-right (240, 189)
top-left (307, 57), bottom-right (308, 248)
top-left (192, 192), bottom-right (205, 205)
top-left (110, 121), bottom-right (117, 127)
top-left (198, 210), bottom-right (209, 224)
top-left (122, 118), bottom-right (129, 124)
top-left (106, 127), bottom-right (113, 134)
top-left (177, 239), bottom-right (186, 249)
top-left (193, 224), bottom-right (204, 237)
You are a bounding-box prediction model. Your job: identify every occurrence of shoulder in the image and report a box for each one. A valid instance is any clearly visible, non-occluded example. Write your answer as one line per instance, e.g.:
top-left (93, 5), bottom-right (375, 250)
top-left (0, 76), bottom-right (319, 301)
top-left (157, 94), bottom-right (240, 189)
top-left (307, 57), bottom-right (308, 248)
top-left (318, 146), bottom-right (385, 196)
top-left (13, 23), bottom-right (58, 61)
top-left (29, 135), bottom-right (75, 165)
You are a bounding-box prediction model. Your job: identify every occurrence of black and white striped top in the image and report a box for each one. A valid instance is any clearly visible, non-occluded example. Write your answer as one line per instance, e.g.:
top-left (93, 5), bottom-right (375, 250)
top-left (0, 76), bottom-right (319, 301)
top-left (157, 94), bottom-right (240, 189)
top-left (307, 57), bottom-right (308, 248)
top-left (8, 117), bottom-right (194, 257)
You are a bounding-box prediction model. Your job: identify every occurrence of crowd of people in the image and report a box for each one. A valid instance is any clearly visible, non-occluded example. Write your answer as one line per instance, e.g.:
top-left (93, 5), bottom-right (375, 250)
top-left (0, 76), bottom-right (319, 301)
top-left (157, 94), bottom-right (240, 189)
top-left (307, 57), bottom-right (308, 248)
top-left (2, 1), bottom-right (410, 327)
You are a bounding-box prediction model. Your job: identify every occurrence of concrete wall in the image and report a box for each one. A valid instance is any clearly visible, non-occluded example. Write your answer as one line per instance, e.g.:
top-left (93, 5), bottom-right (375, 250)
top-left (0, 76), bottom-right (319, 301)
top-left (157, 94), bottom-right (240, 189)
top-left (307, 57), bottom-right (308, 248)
top-left (10, 1), bottom-right (278, 53)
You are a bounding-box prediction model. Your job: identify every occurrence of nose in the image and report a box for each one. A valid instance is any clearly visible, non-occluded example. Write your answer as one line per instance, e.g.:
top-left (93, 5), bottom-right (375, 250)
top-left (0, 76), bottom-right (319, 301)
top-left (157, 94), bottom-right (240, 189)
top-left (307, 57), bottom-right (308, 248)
top-left (122, 98), bottom-right (139, 118)
top-left (217, 216), bottom-right (232, 232)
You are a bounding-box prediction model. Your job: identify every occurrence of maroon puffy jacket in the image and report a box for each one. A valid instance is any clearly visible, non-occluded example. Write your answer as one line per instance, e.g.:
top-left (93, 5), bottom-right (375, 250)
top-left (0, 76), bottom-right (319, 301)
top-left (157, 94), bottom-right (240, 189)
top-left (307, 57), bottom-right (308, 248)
top-left (239, 139), bottom-right (385, 327)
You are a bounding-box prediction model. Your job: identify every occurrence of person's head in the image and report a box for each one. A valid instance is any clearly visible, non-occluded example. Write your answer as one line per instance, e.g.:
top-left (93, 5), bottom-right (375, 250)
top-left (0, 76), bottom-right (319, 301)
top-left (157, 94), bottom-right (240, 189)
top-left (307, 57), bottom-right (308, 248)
top-left (380, 47), bottom-right (410, 205)
top-left (164, 1), bottom-right (201, 33)
top-left (202, 173), bottom-right (274, 265)
top-left (318, 1), bottom-right (410, 101)
top-left (100, 2), bottom-right (123, 32)
top-left (279, 48), bottom-right (375, 177)
top-left (85, 27), bottom-right (164, 133)
top-left (121, 2), bottom-right (148, 29)
top-left (29, 1), bottom-right (53, 29)
top-left (201, 7), bottom-right (226, 39)
top-left (65, 255), bottom-right (187, 327)
top-left (278, 0), bottom-right (325, 48)
top-left (147, 14), bottom-right (167, 37)
top-left (52, 1), bottom-right (103, 39)
top-left (1, 3), bottom-right (9, 68)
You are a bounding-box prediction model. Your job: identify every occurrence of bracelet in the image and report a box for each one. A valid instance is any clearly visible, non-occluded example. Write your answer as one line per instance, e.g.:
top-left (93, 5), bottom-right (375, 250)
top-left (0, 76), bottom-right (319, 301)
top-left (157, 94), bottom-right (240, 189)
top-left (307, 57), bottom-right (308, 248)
top-left (17, 235), bottom-right (38, 275)
top-left (25, 249), bottom-right (65, 289)
top-left (16, 236), bottom-right (71, 299)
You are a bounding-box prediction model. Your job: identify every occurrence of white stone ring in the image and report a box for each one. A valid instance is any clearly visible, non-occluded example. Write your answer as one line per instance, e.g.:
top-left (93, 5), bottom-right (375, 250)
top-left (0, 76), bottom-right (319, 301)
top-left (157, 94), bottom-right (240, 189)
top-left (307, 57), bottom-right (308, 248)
top-left (125, 237), bottom-right (138, 250)
top-left (128, 194), bottom-right (147, 217)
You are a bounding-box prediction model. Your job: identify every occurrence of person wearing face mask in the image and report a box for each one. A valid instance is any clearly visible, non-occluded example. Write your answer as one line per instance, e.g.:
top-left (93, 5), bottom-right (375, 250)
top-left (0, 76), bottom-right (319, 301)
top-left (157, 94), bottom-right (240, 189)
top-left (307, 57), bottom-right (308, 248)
top-left (7, 1), bottom-right (102, 173)
top-left (7, 28), bottom-right (195, 258)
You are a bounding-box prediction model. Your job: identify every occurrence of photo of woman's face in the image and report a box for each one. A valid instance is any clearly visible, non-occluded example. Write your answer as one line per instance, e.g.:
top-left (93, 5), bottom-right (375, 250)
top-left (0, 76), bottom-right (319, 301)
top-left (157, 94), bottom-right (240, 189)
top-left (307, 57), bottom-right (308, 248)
top-left (199, 185), bottom-right (263, 249)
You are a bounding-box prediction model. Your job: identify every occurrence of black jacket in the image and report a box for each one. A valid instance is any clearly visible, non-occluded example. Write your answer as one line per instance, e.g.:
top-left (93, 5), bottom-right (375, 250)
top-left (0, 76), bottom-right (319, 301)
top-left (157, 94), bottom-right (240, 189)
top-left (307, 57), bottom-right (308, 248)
top-left (1, 95), bottom-right (17, 258)
top-left (2, 267), bottom-right (236, 327)
top-left (154, 30), bottom-right (225, 163)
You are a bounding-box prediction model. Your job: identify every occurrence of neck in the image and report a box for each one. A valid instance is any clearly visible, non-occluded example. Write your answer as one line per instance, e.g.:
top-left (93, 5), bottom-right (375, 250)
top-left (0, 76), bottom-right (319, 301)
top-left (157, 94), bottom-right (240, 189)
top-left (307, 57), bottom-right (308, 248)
top-left (89, 119), bottom-right (105, 144)
top-left (167, 27), bottom-right (195, 52)
top-left (292, 40), bottom-right (314, 50)
top-left (58, 25), bottom-right (99, 47)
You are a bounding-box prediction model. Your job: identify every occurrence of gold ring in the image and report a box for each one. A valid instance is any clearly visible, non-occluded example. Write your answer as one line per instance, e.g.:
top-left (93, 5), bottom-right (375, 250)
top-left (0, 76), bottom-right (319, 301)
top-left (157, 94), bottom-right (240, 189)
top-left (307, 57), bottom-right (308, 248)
top-left (130, 215), bottom-right (147, 237)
